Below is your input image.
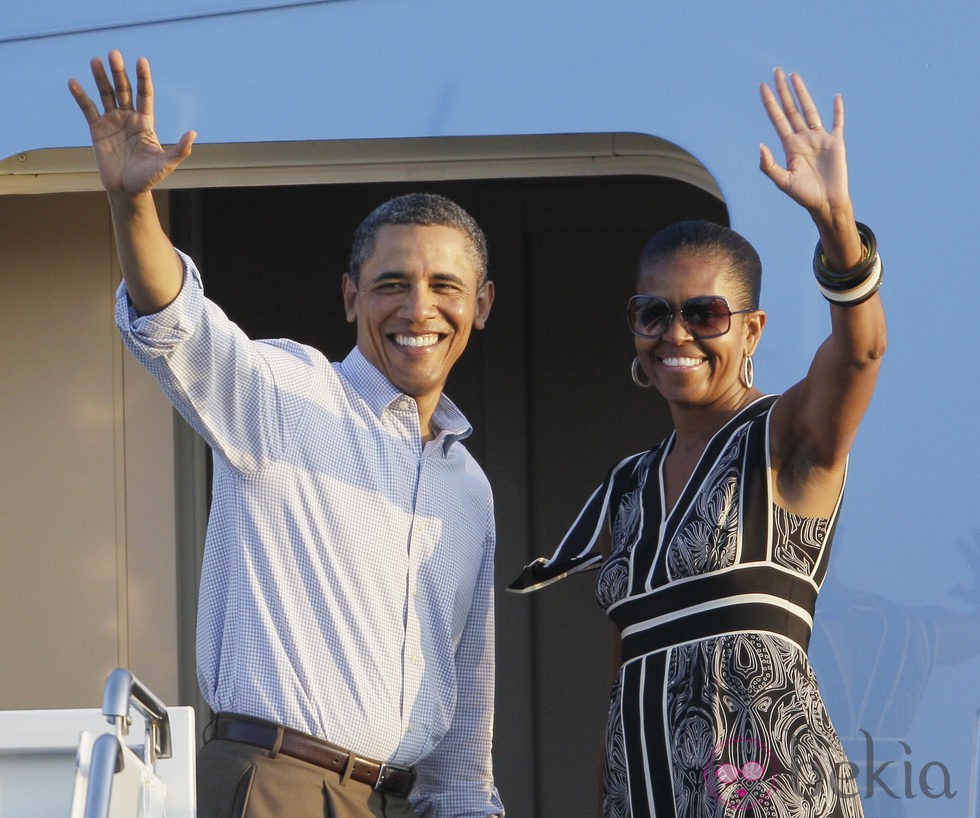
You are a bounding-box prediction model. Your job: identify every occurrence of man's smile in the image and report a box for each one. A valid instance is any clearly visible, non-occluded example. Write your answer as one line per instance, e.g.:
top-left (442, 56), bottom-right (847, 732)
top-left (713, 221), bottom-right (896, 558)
top-left (392, 332), bottom-right (442, 349)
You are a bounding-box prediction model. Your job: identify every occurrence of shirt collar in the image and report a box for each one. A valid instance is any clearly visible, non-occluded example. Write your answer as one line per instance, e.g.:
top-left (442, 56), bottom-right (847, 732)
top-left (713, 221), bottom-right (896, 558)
top-left (339, 348), bottom-right (473, 450)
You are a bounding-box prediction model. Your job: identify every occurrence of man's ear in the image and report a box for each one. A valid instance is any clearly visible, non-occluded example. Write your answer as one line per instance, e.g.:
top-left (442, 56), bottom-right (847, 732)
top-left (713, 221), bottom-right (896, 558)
top-left (341, 273), bottom-right (358, 323)
top-left (474, 280), bottom-right (495, 330)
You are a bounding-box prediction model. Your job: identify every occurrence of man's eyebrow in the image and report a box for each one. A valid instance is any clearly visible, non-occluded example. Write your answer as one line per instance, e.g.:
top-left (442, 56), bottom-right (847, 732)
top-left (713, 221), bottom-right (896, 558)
top-left (371, 270), bottom-right (408, 283)
top-left (371, 270), bottom-right (469, 286)
top-left (430, 271), bottom-right (468, 286)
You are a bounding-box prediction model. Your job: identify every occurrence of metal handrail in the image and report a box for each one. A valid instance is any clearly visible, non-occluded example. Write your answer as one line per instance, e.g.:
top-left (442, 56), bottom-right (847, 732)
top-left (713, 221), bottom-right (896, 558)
top-left (101, 667), bottom-right (173, 764)
top-left (83, 733), bottom-right (124, 818)
top-left (81, 669), bottom-right (174, 818)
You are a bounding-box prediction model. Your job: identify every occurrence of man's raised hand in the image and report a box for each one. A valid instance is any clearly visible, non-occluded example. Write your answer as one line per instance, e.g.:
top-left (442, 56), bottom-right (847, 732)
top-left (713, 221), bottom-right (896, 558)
top-left (68, 51), bottom-right (196, 196)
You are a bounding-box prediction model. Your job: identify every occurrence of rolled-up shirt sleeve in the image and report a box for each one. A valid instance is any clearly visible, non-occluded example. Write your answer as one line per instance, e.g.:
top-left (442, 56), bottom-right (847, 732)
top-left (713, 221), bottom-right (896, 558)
top-left (115, 249), bottom-right (205, 356)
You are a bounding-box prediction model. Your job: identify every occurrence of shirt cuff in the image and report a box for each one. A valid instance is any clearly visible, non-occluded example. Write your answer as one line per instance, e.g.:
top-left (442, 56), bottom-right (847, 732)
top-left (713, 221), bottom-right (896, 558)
top-left (115, 249), bottom-right (205, 355)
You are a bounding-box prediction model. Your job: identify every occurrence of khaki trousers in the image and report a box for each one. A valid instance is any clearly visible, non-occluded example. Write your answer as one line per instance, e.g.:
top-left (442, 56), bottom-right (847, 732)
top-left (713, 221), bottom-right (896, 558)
top-left (197, 738), bottom-right (418, 818)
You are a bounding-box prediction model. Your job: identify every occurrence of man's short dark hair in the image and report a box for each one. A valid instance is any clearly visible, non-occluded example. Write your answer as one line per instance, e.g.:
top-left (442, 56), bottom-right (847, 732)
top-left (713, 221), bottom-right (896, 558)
top-left (349, 193), bottom-right (489, 284)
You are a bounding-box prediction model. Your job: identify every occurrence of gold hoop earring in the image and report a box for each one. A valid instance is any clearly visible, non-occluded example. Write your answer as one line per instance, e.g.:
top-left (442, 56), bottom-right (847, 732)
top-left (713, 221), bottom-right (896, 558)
top-left (631, 356), bottom-right (653, 388)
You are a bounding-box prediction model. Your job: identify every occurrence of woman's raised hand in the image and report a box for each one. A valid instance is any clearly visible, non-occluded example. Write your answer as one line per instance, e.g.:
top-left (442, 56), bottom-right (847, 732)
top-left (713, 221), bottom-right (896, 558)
top-left (758, 68), bottom-right (853, 228)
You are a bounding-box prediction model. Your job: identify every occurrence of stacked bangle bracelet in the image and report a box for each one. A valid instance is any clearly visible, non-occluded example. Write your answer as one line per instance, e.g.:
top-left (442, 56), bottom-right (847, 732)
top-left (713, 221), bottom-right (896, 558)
top-left (813, 222), bottom-right (883, 306)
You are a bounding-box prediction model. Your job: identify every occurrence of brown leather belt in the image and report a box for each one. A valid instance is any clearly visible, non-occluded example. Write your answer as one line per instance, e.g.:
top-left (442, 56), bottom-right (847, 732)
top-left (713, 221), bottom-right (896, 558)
top-left (211, 714), bottom-right (414, 797)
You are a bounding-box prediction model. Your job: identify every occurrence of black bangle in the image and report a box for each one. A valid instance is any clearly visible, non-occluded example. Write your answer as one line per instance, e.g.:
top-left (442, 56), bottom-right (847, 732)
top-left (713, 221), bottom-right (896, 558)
top-left (813, 222), bottom-right (883, 306)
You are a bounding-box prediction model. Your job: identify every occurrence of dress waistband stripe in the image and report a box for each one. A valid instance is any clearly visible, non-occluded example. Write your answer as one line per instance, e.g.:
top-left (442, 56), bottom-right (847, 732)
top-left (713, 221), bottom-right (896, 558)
top-left (620, 598), bottom-right (813, 663)
top-left (608, 563), bottom-right (817, 632)
top-left (620, 592), bottom-right (813, 639)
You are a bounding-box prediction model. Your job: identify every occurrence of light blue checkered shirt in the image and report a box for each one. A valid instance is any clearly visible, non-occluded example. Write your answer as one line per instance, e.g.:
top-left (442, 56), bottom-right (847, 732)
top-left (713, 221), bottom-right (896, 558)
top-left (116, 252), bottom-right (503, 817)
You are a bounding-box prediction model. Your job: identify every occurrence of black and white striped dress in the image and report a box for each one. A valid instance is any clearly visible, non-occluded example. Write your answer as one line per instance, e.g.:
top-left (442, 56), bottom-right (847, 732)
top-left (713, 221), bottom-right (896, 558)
top-left (511, 396), bottom-right (863, 818)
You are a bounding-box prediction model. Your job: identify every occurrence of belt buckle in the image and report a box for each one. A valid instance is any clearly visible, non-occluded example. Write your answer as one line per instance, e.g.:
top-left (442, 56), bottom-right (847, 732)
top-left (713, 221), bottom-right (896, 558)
top-left (373, 761), bottom-right (387, 790)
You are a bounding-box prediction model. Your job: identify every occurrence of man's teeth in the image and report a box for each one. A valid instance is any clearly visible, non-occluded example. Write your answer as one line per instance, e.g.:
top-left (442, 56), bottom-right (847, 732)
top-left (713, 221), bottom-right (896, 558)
top-left (395, 334), bottom-right (440, 348)
top-left (662, 356), bottom-right (702, 367)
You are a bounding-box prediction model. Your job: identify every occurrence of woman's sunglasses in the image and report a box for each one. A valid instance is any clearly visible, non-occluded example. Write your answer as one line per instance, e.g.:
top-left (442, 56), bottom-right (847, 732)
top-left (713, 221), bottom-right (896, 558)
top-left (627, 295), bottom-right (756, 340)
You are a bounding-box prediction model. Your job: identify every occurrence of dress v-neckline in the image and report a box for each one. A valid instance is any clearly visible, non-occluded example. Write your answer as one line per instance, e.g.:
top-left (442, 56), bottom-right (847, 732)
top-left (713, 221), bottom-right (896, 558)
top-left (638, 393), bottom-right (778, 595)
top-left (659, 395), bottom-right (776, 525)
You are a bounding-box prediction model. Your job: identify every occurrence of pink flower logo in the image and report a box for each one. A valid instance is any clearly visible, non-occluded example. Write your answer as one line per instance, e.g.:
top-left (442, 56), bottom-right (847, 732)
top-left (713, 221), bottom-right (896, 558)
top-left (704, 739), bottom-right (775, 811)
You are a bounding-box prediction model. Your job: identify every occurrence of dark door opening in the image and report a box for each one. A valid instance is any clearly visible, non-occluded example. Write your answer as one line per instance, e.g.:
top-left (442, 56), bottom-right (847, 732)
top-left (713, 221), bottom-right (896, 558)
top-left (170, 173), bottom-right (727, 816)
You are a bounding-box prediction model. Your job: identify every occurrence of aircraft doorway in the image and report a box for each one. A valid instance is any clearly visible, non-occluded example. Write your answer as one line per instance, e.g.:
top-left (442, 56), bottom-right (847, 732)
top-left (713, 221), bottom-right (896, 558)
top-left (169, 169), bottom-right (728, 816)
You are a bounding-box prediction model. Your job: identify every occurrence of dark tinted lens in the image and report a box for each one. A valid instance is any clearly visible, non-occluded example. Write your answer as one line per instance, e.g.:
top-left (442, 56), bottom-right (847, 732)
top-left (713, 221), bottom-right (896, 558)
top-left (682, 296), bottom-right (731, 337)
top-left (630, 296), bottom-right (671, 336)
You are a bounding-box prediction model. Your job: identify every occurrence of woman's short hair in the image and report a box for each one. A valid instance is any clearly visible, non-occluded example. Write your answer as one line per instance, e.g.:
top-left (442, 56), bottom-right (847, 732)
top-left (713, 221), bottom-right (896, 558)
top-left (349, 192), bottom-right (488, 284)
top-left (636, 220), bottom-right (762, 309)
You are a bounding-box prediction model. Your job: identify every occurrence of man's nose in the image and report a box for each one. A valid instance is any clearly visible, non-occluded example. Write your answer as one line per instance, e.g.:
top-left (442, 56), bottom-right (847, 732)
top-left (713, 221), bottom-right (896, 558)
top-left (399, 285), bottom-right (438, 321)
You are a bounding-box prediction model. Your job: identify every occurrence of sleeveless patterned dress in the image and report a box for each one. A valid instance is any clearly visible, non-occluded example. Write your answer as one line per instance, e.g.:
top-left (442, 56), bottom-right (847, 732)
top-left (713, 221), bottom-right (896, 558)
top-left (510, 396), bottom-right (863, 818)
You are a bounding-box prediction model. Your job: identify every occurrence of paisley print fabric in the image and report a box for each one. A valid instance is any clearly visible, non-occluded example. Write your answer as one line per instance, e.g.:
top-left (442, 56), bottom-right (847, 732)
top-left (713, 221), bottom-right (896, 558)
top-left (667, 426), bottom-right (746, 580)
top-left (772, 506), bottom-right (828, 576)
top-left (511, 396), bottom-right (862, 818)
top-left (603, 672), bottom-right (631, 818)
